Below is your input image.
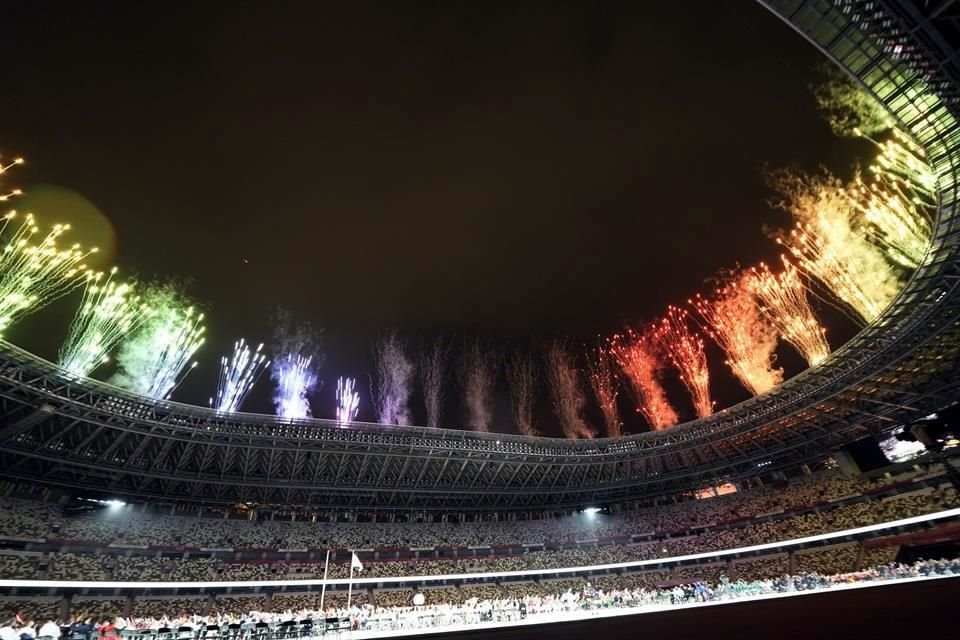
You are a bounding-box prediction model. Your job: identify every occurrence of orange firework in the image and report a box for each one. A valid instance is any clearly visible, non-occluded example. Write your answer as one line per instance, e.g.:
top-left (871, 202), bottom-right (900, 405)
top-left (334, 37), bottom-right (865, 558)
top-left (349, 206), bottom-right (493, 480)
top-left (747, 260), bottom-right (831, 366)
top-left (585, 342), bottom-right (622, 437)
top-left (655, 306), bottom-right (713, 418)
top-left (608, 327), bottom-right (678, 430)
top-left (692, 274), bottom-right (783, 396)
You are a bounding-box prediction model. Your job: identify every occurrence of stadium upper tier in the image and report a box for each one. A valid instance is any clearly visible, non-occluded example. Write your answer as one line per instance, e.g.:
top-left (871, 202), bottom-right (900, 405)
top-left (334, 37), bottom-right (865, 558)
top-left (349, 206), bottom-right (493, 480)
top-left (2, 0), bottom-right (960, 510)
top-left (0, 466), bottom-right (956, 585)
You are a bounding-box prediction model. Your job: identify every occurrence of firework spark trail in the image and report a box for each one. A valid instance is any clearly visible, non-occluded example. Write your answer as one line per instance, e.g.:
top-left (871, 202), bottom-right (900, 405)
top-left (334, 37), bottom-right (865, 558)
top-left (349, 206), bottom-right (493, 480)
top-left (58, 267), bottom-right (150, 377)
top-left (849, 173), bottom-right (931, 269)
top-left (461, 340), bottom-right (498, 433)
top-left (419, 339), bottom-right (449, 429)
top-left (654, 306), bottom-right (713, 418)
top-left (692, 274), bottom-right (783, 396)
top-left (773, 171), bottom-right (902, 323)
top-left (863, 127), bottom-right (937, 201)
top-left (506, 350), bottom-right (538, 436)
top-left (211, 338), bottom-right (269, 413)
top-left (371, 332), bottom-right (414, 426)
top-left (0, 212), bottom-right (96, 336)
top-left (544, 340), bottom-right (595, 439)
top-left (111, 283), bottom-right (205, 400)
top-left (272, 354), bottom-right (317, 419)
top-left (585, 342), bottom-right (622, 437)
top-left (747, 260), bottom-right (831, 366)
top-left (336, 376), bottom-right (360, 426)
top-left (0, 155), bottom-right (24, 201)
top-left (608, 327), bottom-right (678, 430)
top-left (813, 66), bottom-right (892, 138)
top-left (270, 310), bottom-right (322, 420)
top-left (844, 129), bottom-right (936, 269)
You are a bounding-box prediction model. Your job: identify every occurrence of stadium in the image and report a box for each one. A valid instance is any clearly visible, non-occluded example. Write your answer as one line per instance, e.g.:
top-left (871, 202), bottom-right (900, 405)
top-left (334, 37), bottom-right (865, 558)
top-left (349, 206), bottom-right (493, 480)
top-left (1, 0), bottom-right (960, 639)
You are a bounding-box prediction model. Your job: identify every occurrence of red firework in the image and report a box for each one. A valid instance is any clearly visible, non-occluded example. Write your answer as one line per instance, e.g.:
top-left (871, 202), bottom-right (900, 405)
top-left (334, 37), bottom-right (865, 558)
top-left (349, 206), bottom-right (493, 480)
top-left (655, 305), bottom-right (713, 418)
top-left (608, 326), bottom-right (678, 430)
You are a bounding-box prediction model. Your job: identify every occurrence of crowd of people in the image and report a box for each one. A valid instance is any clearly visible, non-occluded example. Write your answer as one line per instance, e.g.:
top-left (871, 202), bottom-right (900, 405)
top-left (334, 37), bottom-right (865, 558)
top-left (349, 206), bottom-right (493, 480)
top-left (1, 558), bottom-right (956, 637)
top-left (2, 467), bottom-right (952, 551)
top-left (0, 466), bottom-right (954, 583)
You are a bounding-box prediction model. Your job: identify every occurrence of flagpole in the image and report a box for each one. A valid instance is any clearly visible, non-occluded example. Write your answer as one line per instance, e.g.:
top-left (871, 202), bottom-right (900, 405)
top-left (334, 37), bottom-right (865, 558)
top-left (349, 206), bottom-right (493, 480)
top-left (347, 549), bottom-right (354, 610)
top-left (319, 549), bottom-right (331, 612)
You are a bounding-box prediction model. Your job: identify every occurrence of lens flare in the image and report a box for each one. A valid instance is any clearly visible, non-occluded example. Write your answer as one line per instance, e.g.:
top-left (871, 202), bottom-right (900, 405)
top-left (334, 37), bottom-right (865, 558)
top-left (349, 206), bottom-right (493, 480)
top-left (655, 305), bottom-right (713, 418)
top-left (210, 338), bottom-right (269, 413)
top-left (692, 274), bottom-right (783, 396)
top-left (111, 283), bottom-right (205, 400)
top-left (58, 267), bottom-right (150, 377)
top-left (0, 212), bottom-right (96, 336)
top-left (609, 326), bottom-right (678, 430)
top-left (336, 376), bottom-right (360, 426)
top-left (747, 260), bottom-right (831, 366)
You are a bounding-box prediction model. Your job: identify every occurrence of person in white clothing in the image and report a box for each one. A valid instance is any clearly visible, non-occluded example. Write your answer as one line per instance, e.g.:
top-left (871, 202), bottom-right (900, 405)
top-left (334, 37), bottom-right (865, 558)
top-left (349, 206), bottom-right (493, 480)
top-left (37, 621), bottom-right (60, 640)
top-left (19, 621), bottom-right (36, 640)
top-left (0, 620), bottom-right (20, 640)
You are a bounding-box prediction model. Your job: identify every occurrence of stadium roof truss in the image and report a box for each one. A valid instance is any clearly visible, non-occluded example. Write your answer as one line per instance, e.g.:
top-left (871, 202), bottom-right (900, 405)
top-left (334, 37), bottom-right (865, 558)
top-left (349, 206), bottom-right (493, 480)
top-left (1, 0), bottom-right (960, 511)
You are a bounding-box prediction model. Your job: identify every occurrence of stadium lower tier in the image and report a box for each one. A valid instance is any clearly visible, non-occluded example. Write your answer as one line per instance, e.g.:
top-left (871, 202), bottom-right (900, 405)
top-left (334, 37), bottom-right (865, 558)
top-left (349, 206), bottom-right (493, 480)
top-left (0, 559), bottom-right (956, 634)
top-left (1, 465), bottom-right (956, 582)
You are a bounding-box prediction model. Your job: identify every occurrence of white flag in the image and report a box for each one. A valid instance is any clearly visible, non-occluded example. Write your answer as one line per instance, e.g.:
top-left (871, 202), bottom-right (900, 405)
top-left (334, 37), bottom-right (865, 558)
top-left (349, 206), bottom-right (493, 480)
top-left (351, 552), bottom-right (363, 572)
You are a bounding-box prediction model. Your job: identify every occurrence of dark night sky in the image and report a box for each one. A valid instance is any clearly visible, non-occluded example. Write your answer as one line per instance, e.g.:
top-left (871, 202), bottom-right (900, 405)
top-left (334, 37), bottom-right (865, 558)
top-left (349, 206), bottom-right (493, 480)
top-left (0, 1), bottom-right (871, 434)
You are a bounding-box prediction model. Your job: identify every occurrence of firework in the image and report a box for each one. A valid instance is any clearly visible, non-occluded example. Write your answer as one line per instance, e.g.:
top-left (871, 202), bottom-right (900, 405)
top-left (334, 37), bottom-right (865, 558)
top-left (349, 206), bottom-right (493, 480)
top-left (848, 173), bottom-right (931, 269)
top-left (270, 309), bottom-right (322, 419)
top-left (336, 376), bottom-right (360, 426)
top-left (844, 129), bottom-right (935, 269)
top-left (272, 354), bottom-right (317, 419)
top-left (692, 274), bottom-right (783, 396)
top-left (0, 212), bottom-right (96, 336)
top-left (544, 340), bottom-right (595, 439)
top-left (210, 338), bottom-right (269, 413)
top-left (58, 267), bottom-right (150, 377)
top-left (585, 342), bottom-right (622, 436)
top-left (813, 66), bottom-right (892, 138)
top-left (747, 260), bottom-right (831, 366)
top-left (371, 332), bottom-right (415, 426)
top-left (506, 350), bottom-right (538, 436)
top-left (608, 327), bottom-right (678, 430)
top-left (773, 170), bottom-right (902, 323)
top-left (111, 283), bottom-right (205, 400)
top-left (862, 127), bottom-right (937, 201)
top-left (419, 339), bottom-right (449, 429)
top-left (460, 339), bottom-right (497, 433)
top-left (0, 155), bottom-right (24, 201)
top-left (655, 306), bottom-right (713, 418)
